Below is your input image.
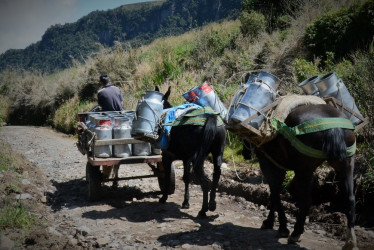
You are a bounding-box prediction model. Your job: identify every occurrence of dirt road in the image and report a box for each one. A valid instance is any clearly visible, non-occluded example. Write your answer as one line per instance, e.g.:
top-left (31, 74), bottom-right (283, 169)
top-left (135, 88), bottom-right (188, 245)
top-left (0, 126), bottom-right (371, 249)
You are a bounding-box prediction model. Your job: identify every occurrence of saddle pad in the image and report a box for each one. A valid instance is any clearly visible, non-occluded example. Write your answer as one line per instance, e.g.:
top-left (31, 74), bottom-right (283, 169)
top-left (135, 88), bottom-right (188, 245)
top-left (273, 95), bottom-right (326, 122)
top-left (166, 106), bottom-right (224, 127)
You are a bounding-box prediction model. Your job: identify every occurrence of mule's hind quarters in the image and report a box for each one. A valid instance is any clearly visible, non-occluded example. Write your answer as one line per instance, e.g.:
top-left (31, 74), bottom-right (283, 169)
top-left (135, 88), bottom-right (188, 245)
top-left (256, 104), bottom-right (357, 249)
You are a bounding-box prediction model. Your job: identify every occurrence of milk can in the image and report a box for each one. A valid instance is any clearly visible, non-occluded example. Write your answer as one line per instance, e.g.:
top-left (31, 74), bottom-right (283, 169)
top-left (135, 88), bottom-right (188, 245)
top-left (227, 75), bottom-right (257, 124)
top-left (230, 72), bottom-right (280, 129)
top-left (131, 91), bottom-right (164, 136)
top-left (315, 72), bottom-right (363, 125)
top-left (298, 75), bottom-right (320, 96)
top-left (93, 116), bottom-right (112, 158)
top-left (151, 143), bottom-right (162, 155)
top-left (182, 81), bottom-right (228, 119)
top-left (86, 113), bottom-right (99, 132)
top-left (132, 142), bottom-right (151, 156)
top-left (113, 117), bottom-right (132, 158)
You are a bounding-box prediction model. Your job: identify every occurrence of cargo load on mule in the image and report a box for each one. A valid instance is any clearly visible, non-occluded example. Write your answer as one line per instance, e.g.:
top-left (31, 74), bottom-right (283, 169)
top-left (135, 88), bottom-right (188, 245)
top-left (226, 71), bottom-right (368, 249)
top-left (132, 85), bottom-right (226, 217)
top-left (226, 71), bottom-right (368, 145)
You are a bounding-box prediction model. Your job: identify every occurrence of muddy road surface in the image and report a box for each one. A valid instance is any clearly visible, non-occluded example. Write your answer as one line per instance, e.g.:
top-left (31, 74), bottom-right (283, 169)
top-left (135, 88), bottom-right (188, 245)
top-left (1, 126), bottom-right (373, 249)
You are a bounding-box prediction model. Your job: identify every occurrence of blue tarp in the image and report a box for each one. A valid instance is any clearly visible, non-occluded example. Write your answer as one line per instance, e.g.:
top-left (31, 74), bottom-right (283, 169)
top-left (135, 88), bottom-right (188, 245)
top-left (156, 103), bottom-right (202, 149)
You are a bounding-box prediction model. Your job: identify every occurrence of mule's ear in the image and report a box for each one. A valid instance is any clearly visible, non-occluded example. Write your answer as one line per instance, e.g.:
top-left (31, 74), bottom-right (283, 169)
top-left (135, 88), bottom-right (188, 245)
top-left (155, 86), bottom-right (160, 92)
top-left (164, 86), bottom-right (171, 100)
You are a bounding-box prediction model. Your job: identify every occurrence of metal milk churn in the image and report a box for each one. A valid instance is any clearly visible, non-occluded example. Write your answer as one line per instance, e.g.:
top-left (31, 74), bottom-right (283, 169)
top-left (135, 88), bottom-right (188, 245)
top-left (86, 113), bottom-right (100, 131)
top-left (132, 142), bottom-right (151, 156)
top-left (93, 115), bottom-right (112, 158)
top-left (298, 75), bottom-right (320, 96)
top-left (131, 91), bottom-right (164, 137)
top-left (113, 117), bottom-right (132, 158)
top-left (315, 72), bottom-right (363, 125)
top-left (183, 81), bottom-right (228, 119)
top-left (230, 72), bottom-right (280, 129)
top-left (227, 75), bottom-right (257, 124)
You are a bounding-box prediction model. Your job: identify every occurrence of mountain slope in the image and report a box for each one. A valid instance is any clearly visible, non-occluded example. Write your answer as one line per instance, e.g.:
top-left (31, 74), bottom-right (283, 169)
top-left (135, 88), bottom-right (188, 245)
top-left (0, 0), bottom-right (243, 73)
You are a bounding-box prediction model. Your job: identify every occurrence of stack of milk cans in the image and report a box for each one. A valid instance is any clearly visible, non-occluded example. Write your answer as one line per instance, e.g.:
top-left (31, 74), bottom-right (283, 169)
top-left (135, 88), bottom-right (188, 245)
top-left (85, 110), bottom-right (155, 158)
top-left (298, 71), bottom-right (363, 125)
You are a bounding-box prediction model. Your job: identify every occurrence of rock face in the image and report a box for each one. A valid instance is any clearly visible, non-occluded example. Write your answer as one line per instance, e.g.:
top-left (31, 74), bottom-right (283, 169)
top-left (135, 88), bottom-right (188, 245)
top-left (0, 126), bottom-right (373, 249)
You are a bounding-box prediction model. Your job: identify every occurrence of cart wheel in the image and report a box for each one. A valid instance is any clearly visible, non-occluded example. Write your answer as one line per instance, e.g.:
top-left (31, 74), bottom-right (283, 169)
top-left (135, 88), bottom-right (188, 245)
top-left (157, 162), bottom-right (176, 195)
top-left (86, 162), bottom-right (102, 201)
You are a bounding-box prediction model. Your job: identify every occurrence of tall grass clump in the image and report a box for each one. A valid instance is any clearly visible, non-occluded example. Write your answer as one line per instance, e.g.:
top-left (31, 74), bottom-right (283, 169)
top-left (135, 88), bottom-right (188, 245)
top-left (53, 97), bottom-right (96, 134)
top-left (0, 204), bottom-right (35, 230)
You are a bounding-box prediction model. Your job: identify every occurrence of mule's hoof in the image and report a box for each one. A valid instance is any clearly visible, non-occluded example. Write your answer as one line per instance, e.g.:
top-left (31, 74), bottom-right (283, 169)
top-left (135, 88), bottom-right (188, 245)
top-left (198, 211), bottom-right (207, 218)
top-left (342, 240), bottom-right (358, 250)
top-left (278, 227), bottom-right (290, 238)
top-left (287, 234), bottom-right (301, 244)
top-left (181, 201), bottom-right (190, 209)
top-left (208, 201), bottom-right (216, 211)
top-left (261, 219), bottom-right (274, 230)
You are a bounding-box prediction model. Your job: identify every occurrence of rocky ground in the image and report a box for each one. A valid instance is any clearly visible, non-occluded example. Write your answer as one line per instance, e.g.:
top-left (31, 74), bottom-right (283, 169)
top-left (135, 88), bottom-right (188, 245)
top-left (1, 126), bottom-right (374, 249)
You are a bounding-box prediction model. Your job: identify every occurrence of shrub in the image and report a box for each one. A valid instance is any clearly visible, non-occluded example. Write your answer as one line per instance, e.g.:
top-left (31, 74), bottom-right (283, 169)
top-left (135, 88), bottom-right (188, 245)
top-left (292, 58), bottom-right (319, 83)
top-left (304, 0), bottom-right (374, 59)
top-left (53, 97), bottom-right (95, 134)
top-left (239, 11), bottom-right (266, 39)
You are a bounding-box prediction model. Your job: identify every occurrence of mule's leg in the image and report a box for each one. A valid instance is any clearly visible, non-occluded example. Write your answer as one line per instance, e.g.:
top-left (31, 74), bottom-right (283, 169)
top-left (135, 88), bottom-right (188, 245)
top-left (159, 156), bottom-right (172, 204)
top-left (194, 162), bottom-right (210, 217)
top-left (208, 152), bottom-right (222, 212)
top-left (288, 170), bottom-right (313, 244)
top-left (182, 161), bottom-right (191, 209)
top-left (258, 155), bottom-right (289, 237)
top-left (112, 164), bottom-right (119, 188)
top-left (331, 157), bottom-right (357, 250)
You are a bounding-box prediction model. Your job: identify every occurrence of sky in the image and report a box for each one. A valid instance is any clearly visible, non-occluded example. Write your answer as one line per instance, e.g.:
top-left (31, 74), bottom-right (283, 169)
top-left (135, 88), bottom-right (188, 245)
top-left (0, 0), bottom-right (154, 54)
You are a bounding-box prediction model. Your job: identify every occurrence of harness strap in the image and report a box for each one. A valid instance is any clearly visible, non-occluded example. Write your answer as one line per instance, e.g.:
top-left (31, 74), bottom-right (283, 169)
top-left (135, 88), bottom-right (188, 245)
top-left (271, 117), bottom-right (356, 159)
top-left (260, 149), bottom-right (291, 171)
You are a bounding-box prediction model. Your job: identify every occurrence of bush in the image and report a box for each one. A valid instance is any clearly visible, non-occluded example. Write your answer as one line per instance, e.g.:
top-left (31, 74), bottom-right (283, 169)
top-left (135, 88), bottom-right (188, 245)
top-left (239, 11), bottom-right (266, 39)
top-left (53, 97), bottom-right (95, 134)
top-left (292, 58), bottom-right (319, 83)
top-left (304, 0), bottom-right (374, 59)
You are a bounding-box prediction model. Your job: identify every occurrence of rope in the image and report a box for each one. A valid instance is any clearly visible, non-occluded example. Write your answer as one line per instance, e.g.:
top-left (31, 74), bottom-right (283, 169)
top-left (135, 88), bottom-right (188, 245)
top-left (226, 133), bottom-right (259, 182)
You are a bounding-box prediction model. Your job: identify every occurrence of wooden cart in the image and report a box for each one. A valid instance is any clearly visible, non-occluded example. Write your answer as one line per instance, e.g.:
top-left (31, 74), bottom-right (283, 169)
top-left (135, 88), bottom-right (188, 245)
top-left (76, 113), bottom-right (175, 201)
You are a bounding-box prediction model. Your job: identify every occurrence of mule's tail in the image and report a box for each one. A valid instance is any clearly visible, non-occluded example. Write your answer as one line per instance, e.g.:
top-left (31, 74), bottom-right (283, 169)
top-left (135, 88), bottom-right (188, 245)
top-left (191, 114), bottom-right (217, 171)
top-left (322, 128), bottom-right (347, 162)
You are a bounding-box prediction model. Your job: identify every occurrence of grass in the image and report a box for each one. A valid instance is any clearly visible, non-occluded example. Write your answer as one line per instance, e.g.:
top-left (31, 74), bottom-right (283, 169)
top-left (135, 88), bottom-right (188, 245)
top-left (0, 138), bottom-right (37, 236)
top-left (0, 204), bottom-right (35, 230)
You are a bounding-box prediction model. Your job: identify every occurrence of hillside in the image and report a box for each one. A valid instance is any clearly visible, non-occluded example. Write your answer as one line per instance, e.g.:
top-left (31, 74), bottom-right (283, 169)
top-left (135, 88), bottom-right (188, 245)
top-left (0, 0), bottom-right (242, 73)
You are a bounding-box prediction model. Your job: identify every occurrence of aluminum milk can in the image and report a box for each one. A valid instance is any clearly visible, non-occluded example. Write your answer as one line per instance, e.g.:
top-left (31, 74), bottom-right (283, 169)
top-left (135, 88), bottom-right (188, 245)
top-left (131, 91), bottom-right (164, 136)
top-left (230, 72), bottom-right (280, 129)
top-left (315, 72), bottom-right (363, 125)
top-left (182, 81), bottom-right (228, 119)
top-left (132, 142), bottom-right (151, 156)
top-left (298, 75), bottom-right (320, 96)
top-left (93, 116), bottom-right (112, 158)
top-left (227, 75), bottom-right (257, 124)
top-left (113, 117), bottom-right (132, 158)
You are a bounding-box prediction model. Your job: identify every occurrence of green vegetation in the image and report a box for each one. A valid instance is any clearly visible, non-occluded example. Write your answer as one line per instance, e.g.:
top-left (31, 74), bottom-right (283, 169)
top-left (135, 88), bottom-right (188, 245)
top-left (304, 0), bottom-right (374, 60)
top-left (0, 0), bottom-right (243, 73)
top-left (0, 139), bottom-right (37, 243)
top-left (0, 204), bottom-right (35, 230)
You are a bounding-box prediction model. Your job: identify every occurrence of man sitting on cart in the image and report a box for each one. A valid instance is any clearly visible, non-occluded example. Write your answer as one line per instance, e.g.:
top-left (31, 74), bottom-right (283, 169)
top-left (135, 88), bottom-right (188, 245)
top-left (97, 74), bottom-right (124, 111)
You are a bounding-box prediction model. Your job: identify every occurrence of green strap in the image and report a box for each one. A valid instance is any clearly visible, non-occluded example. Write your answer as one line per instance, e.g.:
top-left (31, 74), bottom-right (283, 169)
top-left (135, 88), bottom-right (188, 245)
top-left (291, 117), bottom-right (355, 135)
top-left (271, 117), bottom-right (356, 159)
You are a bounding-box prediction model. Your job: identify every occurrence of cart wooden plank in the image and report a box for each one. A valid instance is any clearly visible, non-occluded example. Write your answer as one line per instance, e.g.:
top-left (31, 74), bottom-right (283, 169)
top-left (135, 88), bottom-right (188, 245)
top-left (87, 154), bottom-right (162, 166)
